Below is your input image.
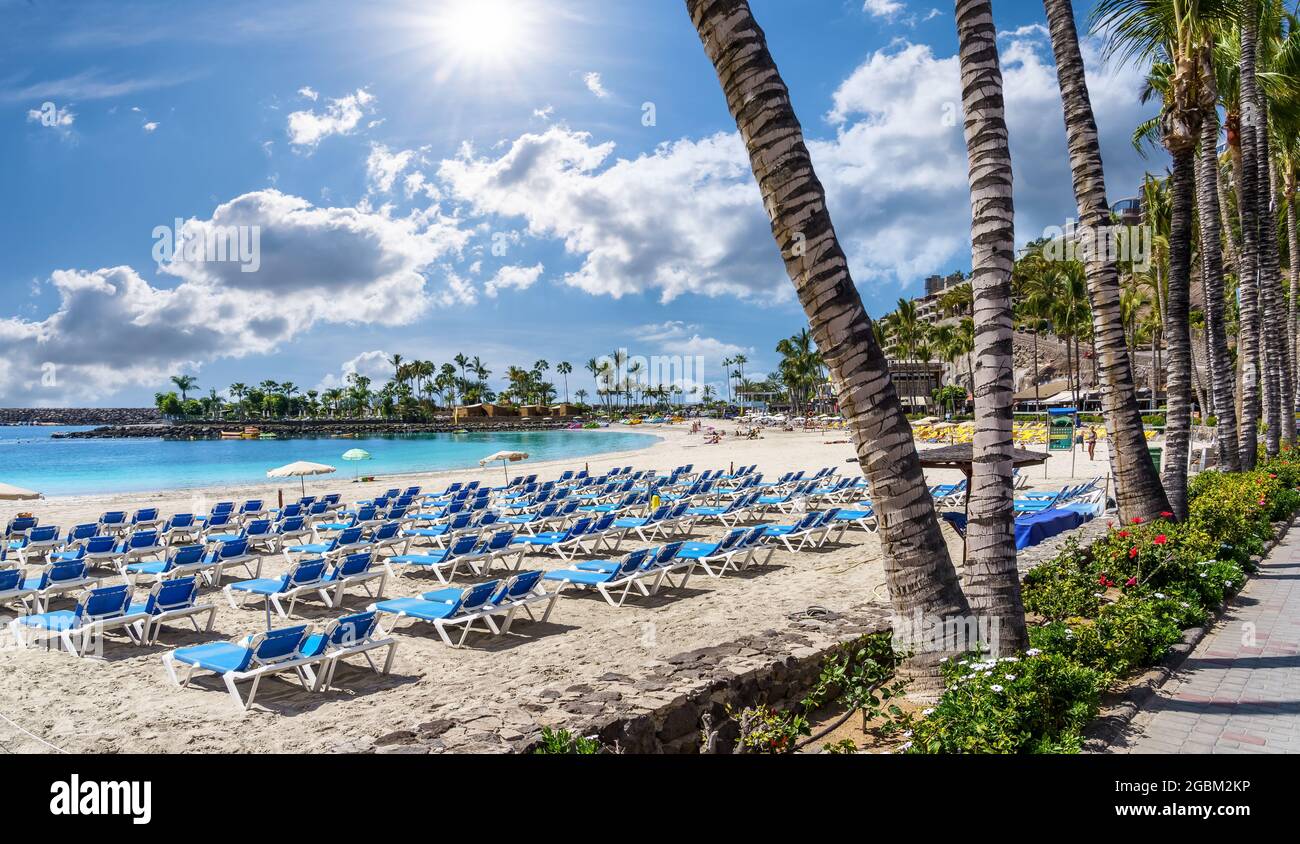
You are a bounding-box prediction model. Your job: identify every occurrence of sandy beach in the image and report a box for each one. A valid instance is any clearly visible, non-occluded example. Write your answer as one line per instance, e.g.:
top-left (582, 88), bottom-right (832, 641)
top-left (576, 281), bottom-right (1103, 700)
top-left (0, 421), bottom-right (1114, 753)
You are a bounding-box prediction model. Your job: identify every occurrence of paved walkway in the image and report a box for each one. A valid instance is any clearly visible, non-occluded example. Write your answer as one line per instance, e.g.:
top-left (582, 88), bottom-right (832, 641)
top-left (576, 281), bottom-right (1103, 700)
top-left (1112, 532), bottom-right (1300, 754)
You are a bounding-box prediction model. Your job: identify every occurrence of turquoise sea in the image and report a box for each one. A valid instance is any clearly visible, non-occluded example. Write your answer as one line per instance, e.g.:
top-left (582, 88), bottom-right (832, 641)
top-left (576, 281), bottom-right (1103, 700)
top-left (0, 426), bottom-right (661, 497)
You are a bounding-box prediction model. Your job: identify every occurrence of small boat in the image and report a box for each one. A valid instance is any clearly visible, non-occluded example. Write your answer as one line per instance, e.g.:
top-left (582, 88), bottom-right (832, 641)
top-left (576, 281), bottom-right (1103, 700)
top-left (258, 433), bottom-right (277, 440)
top-left (220, 431), bottom-right (243, 440)
top-left (241, 426), bottom-right (261, 440)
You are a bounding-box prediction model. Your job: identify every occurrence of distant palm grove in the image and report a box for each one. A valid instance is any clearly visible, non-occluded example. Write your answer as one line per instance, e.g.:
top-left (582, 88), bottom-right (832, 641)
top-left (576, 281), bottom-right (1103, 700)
top-left (154, 333), bottom-right (831, 422)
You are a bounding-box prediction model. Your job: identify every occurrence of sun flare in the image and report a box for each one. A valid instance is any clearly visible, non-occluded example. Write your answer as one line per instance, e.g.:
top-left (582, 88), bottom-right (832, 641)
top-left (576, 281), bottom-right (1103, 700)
top-left (430, 0), bottom-right (530, 67)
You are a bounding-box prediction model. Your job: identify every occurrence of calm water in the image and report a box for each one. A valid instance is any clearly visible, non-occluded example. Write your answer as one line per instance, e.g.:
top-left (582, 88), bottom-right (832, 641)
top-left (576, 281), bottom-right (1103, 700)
top-left (0, 426), bottom-right (661, 497)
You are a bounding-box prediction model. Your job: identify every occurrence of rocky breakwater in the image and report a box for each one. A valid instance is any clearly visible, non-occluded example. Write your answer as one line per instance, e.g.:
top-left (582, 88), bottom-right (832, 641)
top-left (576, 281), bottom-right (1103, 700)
top-left (0, 407), bottom-right (161, 426)
top-left (52, 417), bottom-right (579, 440)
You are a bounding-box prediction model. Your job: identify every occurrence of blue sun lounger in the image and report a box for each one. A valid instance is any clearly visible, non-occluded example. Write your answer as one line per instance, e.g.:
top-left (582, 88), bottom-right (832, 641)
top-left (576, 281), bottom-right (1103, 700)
top-left (369, 579), bottom-right (504, 647)
top-left (303, 611), bottom-right (398, 693)
top-left (225, 557), bottom-right (332, 619)
top-left (0, 567), bottom-right (38, 612)
top-left (22, 560), bottom-right (93, 611)
top-left (385, 534), bottom-right (480, 583)
top-left (162, 624), bottom-right (325, 710)
top-left (673, 528), bottom-right (750, 578)
top-left (10, 584), bottom-right (149, 657)
top-left (127, 576), bottom-right (218, 644)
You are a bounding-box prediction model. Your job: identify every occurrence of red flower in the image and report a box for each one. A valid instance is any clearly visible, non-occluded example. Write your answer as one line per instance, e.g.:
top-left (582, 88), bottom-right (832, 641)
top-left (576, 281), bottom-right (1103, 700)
top-left (1118, 530), bottom-right (1130, 539)
top-left (1269, 473), bottom-right (1277, 479)
top-left (1159, 511), bottom-right (1173, 519)
top-left (1129, 547), bottom-right (1139, 559)
top-left (1126, 577), bottom-right (1137, 587)
top-left (1153, 535), bottom-right (1167, 545)
top-left (1098, 575), bottom-right (1108, 586)
top-left (1132, 517), bottom-right (1143, 525)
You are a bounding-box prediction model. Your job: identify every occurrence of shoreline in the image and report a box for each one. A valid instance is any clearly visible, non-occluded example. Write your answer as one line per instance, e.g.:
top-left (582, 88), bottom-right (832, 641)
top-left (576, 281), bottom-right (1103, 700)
top-left (18, 425), bottom-right (673, 510)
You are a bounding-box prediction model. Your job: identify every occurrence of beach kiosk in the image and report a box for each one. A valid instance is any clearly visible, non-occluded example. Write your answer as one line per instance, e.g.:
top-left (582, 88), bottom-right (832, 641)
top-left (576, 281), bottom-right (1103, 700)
top-left (1048, 407), bottom-right (1078, 479)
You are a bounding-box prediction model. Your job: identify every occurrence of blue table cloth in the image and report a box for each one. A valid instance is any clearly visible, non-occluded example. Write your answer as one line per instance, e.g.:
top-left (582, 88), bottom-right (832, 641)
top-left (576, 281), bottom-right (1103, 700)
top-left (940, 507), bottom-right (1093, 551)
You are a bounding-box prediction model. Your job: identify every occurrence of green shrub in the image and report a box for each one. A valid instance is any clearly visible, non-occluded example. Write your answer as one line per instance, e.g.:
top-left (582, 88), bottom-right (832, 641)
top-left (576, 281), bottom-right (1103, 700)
top-left (533, 727), bottom-right (602, 754)
top-left (905, 651), bottom-right (1104, 754)
top-left (1028, 595), bottom-right (1191, 678)
top-left (1022, 538), bottom-right (1100, 621)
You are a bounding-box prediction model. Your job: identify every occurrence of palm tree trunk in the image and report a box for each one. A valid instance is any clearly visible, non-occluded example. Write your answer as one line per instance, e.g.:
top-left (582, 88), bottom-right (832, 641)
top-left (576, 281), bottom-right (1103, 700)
top-left (1042, 0), bottom-right (1170, 520)
top-left (1217, 157), bottom-right (1242, 273)
top-left (1163, 150), bottom-right (1195, 518)
top-left (1238, 0), bottom-right (1263, 467)
top-left (1288, 172), bottom-right (1300, 419)
top-left (685, 0), bottom-right (970, 691)
top-left (1261, 135), bottom-right (1294, 449)
top-left (1197, 108), bottom-right (1241, 470)
top-left (955, 0), bottom-right (1026, 655)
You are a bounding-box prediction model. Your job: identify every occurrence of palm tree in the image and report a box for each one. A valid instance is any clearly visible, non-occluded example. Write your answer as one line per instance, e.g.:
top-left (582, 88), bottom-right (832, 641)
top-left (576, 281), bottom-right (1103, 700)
top-left (228, 382), bottom-right (247, 421)
top-left (1093, 0), bottom-right (1227, 516)
top-left (556, 361), bottom-right (573, 402)
top-left (575, 388), bottom-right (589, 405)
top-left (956, 0), bottom-right (1027, 654)
top-left (686, 0), bottom-right (970, 690)
top-left (1042, 0), bottom-right (1173, 521)
top-left (171, 374), bottom-right (198, 402)
top-left (720, 357), bottom-right (734, 404)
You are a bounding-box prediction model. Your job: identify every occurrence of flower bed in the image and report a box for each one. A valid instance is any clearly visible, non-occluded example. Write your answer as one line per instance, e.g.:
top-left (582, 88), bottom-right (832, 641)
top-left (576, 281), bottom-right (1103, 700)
top-left (903, 453), bottom-right (1300, 754)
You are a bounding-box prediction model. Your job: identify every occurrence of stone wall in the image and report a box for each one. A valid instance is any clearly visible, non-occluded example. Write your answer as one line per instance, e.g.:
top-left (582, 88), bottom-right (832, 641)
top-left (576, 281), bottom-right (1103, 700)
top-left (0, 407), bottom-right (161, 426)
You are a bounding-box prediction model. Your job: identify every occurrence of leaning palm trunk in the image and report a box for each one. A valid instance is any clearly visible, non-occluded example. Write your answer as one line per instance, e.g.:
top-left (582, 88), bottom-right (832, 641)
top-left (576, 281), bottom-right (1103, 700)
top-left (1163, 151), bottom-right (1196, 518)
top-left (1197, 108), bottom-right (1241, 471)
top-left (684, 0), bottom-right (971, 690)
top-left (1042, 0), bottom-right (1171, 520)
top-left (955, 0), bottom-right (1026, 655)
top-left (1237, 1), bottom-right (1263, 467)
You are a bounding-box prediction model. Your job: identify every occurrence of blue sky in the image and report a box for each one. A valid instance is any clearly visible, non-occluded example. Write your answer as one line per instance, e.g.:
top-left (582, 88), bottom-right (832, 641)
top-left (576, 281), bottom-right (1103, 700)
top-left (1, 0), bottom-right (1164, 407)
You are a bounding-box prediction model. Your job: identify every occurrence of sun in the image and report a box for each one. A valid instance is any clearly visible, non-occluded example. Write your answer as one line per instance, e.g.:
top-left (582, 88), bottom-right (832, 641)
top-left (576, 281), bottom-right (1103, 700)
top-left (430, 0), bottom-right (530, 67)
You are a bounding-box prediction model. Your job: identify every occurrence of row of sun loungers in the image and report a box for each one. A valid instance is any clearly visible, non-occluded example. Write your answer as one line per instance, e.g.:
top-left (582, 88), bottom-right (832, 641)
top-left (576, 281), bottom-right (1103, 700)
top-left (1, 462), bottom-right (897, 710)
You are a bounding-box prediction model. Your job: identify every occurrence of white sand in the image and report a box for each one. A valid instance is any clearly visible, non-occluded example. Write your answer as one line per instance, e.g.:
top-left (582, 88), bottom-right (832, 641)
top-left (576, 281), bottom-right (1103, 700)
top-left (0, 421), bottom-right (1112, 753)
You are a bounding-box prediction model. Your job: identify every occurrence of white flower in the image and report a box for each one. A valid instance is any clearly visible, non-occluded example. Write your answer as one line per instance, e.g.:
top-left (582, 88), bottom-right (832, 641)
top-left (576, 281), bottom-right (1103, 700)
top-left (1026, 648), bottom-right (1042, 657)
top-left (1094, 592), bottom-right (1105, 598)
top-left (1180, 602), bottom-right (1190, 608)
top-left (1000, 656), bottom-right (1019, 663)
top-left (1154, 592), bottom-right (1166, 599)
top-left (1225, 580), bottom-right (1234, 587)
top-left (900, 741), bottom-right (913, 751)
top-left (922, 708), bottom-right (935, 716)
top-left (1004, 674), bottom-right (1016, 681)
top-left (902, 730), bottom-right (913, 738)
top-left (942, 657), bottom-right (951, 664)
top-left (990, 684), bottom-right (1004, 692)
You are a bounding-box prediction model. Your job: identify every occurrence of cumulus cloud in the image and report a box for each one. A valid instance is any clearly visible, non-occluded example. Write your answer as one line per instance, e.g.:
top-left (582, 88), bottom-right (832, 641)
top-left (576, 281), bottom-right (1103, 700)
top-left (638, 321), bottom-right (748, 360)
top-left (286, 88), bottom-right (375, 149)
top-left (484, 262), bottom-right (544, 298)
top-left (366, 143), bottom-right (417, 193)
top-left (863, 0), bottom-right (905, 18)
top-left (316, 349), bottom-right (392, 391)
top-left (0, 190), bottom-right (474, 403)
top-left (436, 29), bottom-right (1152, 309)
top-left (438, 127), bottom-right (789, 303)
top-left (142, 121), bottom-right (159, 132)
top-left (298, 85), bottom-right (319, 101)
top-left (582, 72), bottom-right (610, 99)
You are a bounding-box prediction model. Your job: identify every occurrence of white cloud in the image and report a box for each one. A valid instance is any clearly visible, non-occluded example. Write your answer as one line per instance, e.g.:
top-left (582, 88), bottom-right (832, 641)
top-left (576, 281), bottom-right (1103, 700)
top-left (638, 321), bottom-right (748, 360)
top-left (142, 121), bottom-right (159, 132)
top-left (286, 88), bottom-right (375, 149)
top-left (533, 105), bottom-right (555, 120)
top-left (582, 72), bottom-right (610, 99)
top-left (438, 127), bottom-right (789, 303)
top-left (484, 262), bottom-right (544, 298)
top-left (366, 143), bottom-right (416, 193)
top-left (864, 0), bottom-right (905, 18)
top-left (298, 85), bottom-right (319, 101)
top-left (317, 350), bottom-right (392, 391)
top-left (0, 190), bottom-right (474, 403)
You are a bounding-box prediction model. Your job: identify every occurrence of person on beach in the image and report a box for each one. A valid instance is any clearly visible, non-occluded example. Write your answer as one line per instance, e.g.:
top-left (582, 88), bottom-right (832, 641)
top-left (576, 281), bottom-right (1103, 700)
top-left (1084, 426), bottom-right (1097, 460)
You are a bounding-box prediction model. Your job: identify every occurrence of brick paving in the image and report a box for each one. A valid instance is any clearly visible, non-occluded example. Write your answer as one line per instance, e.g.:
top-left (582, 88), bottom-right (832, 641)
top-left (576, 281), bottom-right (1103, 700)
top-left (1112, 533), bottom-right (1300, 754)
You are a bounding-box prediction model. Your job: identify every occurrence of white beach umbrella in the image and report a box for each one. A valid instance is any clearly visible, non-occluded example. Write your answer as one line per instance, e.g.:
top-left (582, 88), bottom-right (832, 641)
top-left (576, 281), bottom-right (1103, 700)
top-left (0, 482), bottom-right (42, 501)
top-left (267, 461), bottom-right (337, 495)
top-left (479, 450), bottom-right (529, 483)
